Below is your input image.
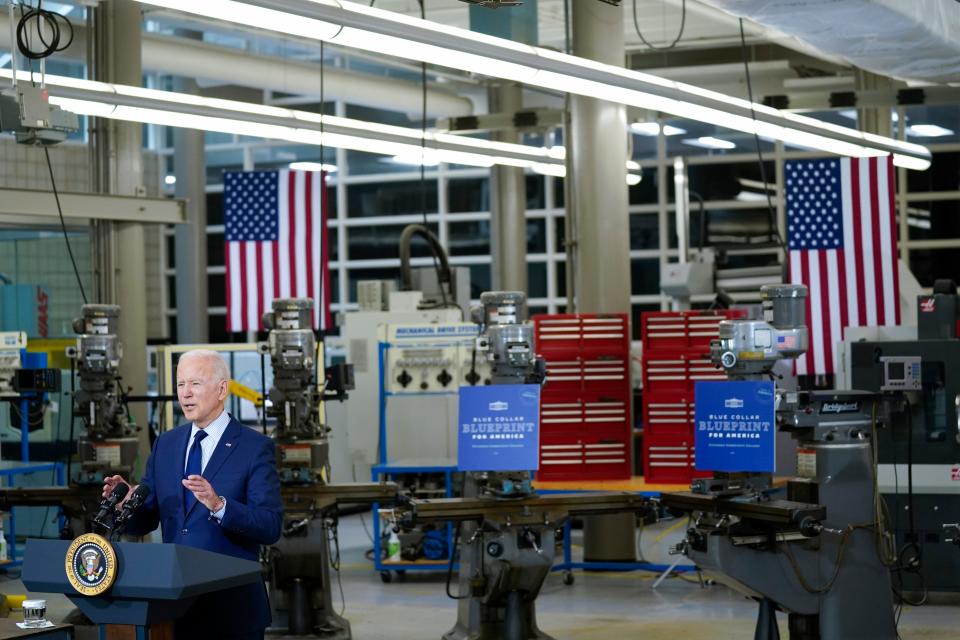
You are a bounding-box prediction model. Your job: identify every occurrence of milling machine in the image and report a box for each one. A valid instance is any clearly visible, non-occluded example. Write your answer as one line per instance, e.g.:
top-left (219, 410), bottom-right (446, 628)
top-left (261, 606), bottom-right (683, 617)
top-left (662, 284), bottom-right (904, 640)
top-left (68, 305), bottom-right (139, 485)
top-left (0, 306), bottom-right (144, 535)
top-left (847, 279), bottom-right (960, 591)
top-left (262, 298), bottom-right (395, 639)
top-left (0, 306), bottom-right (143, 536)
top-left (386, 291), bottom-right (653, 640)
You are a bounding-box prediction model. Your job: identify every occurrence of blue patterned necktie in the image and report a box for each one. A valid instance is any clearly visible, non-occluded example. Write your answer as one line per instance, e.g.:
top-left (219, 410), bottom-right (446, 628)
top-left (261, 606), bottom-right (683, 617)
top-left (183, 430), bottom-right (207, 512)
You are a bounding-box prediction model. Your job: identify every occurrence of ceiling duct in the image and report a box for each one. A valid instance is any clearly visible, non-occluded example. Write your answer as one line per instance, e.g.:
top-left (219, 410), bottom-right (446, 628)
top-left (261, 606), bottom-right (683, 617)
top-left (701, 0), bottom-right (960, 84)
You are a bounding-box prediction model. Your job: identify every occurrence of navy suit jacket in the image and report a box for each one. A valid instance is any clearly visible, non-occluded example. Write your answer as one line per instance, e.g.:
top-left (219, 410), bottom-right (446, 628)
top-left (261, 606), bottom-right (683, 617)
top-left (127, 416), bottom-right (283, 633)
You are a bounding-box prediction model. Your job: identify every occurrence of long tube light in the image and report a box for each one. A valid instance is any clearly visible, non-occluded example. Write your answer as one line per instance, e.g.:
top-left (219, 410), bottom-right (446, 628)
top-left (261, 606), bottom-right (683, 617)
top-left (133, 0), bottom-right (931, 171)
top-left (0, 70), bottom-right (643, 181)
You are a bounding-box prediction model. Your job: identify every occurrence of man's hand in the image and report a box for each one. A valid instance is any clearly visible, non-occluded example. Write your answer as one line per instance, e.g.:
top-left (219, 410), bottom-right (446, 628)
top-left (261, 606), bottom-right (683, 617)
top-left (102, 475), bottom-right (135, 509)
top-left (182, 475), bottom-right (222, 512)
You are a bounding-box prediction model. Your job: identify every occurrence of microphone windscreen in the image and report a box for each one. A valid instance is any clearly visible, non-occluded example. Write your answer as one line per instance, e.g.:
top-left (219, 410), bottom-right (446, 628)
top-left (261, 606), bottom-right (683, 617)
top-left (111, 483), bottom-right (130, 502)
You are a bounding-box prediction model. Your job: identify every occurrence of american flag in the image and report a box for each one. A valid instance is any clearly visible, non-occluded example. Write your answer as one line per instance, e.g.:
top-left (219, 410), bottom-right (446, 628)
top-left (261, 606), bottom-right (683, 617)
top-left (224, 170), bottom-right (331, 332)
top-left (786, 156), bottom-right (900, 376)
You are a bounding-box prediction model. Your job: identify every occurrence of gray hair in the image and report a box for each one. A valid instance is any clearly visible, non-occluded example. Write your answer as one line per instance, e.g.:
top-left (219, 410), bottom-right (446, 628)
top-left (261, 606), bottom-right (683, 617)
top-left (177, 349), bottom-right (231, 383)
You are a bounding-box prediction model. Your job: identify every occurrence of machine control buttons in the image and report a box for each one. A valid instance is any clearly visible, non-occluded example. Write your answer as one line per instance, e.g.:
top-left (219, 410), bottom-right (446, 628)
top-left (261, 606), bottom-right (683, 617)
top-left (437, 369), bottom-right (453, 387)
top-left (880, 356), bottom-right (922, 391)
top-left (396, 370), bottom-right (412, 388)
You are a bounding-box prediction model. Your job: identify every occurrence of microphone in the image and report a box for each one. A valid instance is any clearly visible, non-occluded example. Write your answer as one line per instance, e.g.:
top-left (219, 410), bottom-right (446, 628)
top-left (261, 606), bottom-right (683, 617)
top-left (118, 484), bottom-right (150, 519)
top-left (113, 485), bottom-right (151, 537)
top-left (94, 483), bottom-right (129, 526)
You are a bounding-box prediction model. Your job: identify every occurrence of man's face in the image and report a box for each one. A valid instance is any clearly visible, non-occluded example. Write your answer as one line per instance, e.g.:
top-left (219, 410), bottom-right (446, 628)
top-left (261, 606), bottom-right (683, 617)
top-left (176, 357), bottom-right (228, 428)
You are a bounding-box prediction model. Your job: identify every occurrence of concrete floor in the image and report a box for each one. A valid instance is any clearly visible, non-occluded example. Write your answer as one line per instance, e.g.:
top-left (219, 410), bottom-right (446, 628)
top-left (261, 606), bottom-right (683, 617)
top-left (2, 514), bottom-right (958, 639)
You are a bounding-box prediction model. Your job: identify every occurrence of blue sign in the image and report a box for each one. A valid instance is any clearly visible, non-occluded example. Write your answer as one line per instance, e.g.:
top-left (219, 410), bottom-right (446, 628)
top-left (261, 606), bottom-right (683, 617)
top-left (458, 384), bottom-right (540, 472)
top-left (694, 380), bottom-right (775, 472)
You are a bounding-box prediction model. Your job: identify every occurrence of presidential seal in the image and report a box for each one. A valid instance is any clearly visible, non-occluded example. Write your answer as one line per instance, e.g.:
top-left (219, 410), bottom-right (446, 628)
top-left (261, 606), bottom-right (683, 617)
top-left (64, 533), bottom-right (117, 596)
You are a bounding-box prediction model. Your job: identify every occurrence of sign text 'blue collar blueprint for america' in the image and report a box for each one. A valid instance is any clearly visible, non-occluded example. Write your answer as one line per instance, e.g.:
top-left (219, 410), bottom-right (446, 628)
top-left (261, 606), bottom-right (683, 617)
top-left (694, 380), bottom-right (776, 473)
top-left (458, 384), bottom-right (540, 472)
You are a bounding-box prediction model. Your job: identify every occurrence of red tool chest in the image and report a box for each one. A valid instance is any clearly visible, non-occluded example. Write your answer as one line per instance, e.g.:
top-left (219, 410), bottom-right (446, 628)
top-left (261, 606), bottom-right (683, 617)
top-left (640, 309), bottom-right (746, 483)
top-left (533, 313), bottom-right (631, 480)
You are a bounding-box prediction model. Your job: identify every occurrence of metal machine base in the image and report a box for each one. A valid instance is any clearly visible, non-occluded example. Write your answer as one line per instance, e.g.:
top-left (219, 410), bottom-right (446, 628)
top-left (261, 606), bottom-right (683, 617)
top-left (443, 529), bottom-right (554, 640)
top-left (442, 599), bottom-right (553, 640)
top-left (396, 492), bottom-right (652, 640)
top-left (269, 518), bottom-right (352, 639)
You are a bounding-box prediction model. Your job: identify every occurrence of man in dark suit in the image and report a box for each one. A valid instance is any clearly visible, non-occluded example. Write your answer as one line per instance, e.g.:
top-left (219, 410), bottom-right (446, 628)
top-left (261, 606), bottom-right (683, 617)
top-left (103, 349), bottom-right (283, 640)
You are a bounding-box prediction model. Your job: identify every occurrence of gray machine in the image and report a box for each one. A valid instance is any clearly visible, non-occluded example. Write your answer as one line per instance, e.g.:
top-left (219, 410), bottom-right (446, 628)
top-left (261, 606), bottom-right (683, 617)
top-left (849, 279), bottom-right (960, 592)
top-left (663, 284), bottom-right (902, 640)
top-left (448, 291), bottom-right (548, 640)
top-left (262, 298), bottom-right (350, 639)
top-left (389, 291), bottom-right (652, 640)
top-left (68, 305), bottom-right (139, 485)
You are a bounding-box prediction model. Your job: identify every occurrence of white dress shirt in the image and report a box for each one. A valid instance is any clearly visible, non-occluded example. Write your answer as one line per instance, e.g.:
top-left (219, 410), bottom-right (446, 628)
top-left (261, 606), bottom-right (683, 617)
top-left (184, 409), bottom-right (230, 520)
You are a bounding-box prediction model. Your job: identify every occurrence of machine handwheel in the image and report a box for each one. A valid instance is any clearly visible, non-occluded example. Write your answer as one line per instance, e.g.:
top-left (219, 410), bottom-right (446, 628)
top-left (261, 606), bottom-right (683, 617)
top-left (563, 571), bottom-right (575, 586)
top-left (380, 571), bottom-right (392, 583)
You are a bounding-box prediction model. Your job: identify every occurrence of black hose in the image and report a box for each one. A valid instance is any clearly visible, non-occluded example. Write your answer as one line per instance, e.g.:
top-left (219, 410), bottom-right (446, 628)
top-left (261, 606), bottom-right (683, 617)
top-left (16, 2), bottom-right (74, 61)
top-left (399, 224), bottom-right (452, 294)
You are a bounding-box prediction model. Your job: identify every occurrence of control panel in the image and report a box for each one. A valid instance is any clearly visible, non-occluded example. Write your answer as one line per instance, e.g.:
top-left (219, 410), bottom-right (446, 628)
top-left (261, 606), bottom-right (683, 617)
top-left (880, 356), bottom-right (922, 391)
top-left (383, 323), bottom-right (492, 394)
top-left (0, 332), bottom-right (27, 397)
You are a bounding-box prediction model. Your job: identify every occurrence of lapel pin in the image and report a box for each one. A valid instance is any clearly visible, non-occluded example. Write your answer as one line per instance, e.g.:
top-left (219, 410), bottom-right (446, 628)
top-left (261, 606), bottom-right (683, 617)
top-left (226, 443), bottom-right (232, 447)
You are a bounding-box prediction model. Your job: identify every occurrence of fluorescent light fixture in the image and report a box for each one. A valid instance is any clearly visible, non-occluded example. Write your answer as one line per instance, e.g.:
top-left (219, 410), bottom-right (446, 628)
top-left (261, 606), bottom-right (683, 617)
top-left (391, 153), bottom-right (440, 166)
top-left (630, 122), bottom-right (686, 136)
top-left (736, 191), bottom-right (768, 202)
top-left (907, 124), bottom-right (954, 138)
top-left (132, 0), bottom-right (931, 170)
top-left (534, 162), bottom-right (640, 185)
top-left (1, 70), bottom-right (656, 181)
top-left (630, 122), bottom-right (659, 136)
top-left (684, 136), bottom-right (736, 150)
top-left (531, 163), bottom-right (565, 178)
top-left (289, 162), bottom-right (338, 172)
top-left (0, 69), bottom-right (554, 173)
top-left (164, 175), bottom-right (177, 185)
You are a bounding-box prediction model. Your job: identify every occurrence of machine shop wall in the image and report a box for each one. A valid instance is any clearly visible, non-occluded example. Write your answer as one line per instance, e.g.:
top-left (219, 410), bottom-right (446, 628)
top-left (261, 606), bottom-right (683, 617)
top-left (0, 139), bottom-right (168, 340)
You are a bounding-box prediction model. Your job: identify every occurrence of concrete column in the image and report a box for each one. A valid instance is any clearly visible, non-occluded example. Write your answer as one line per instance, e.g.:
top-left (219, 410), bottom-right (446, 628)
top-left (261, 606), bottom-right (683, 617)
top-left (93, 0), bottom-right (150, 461)
top-left (173, 75), bottom-right (210, 343)
top-left (489, 82), bottom-right (527, 292)
top-left (568, 1), bottom-right (630, 314)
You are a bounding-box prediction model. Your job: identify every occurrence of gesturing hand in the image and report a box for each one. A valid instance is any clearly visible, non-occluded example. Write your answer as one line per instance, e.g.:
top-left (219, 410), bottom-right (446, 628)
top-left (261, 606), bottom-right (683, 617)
top-left (102, 475), bottom-right (135, 509)
top-left (182, 475), bottom-right (223, 512)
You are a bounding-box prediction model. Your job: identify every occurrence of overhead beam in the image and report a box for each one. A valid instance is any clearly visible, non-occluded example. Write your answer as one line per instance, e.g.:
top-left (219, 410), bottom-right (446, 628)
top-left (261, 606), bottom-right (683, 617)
top-left (0, 188), bottom-right (186, 224)
top-left (768, 86), bottom-right (960, 112)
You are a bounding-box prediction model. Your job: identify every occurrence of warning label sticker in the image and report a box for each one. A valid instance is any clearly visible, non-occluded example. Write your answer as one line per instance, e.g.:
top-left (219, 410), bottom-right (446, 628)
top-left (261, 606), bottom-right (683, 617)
top-left (797, 448), bottom-right (817, 478)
